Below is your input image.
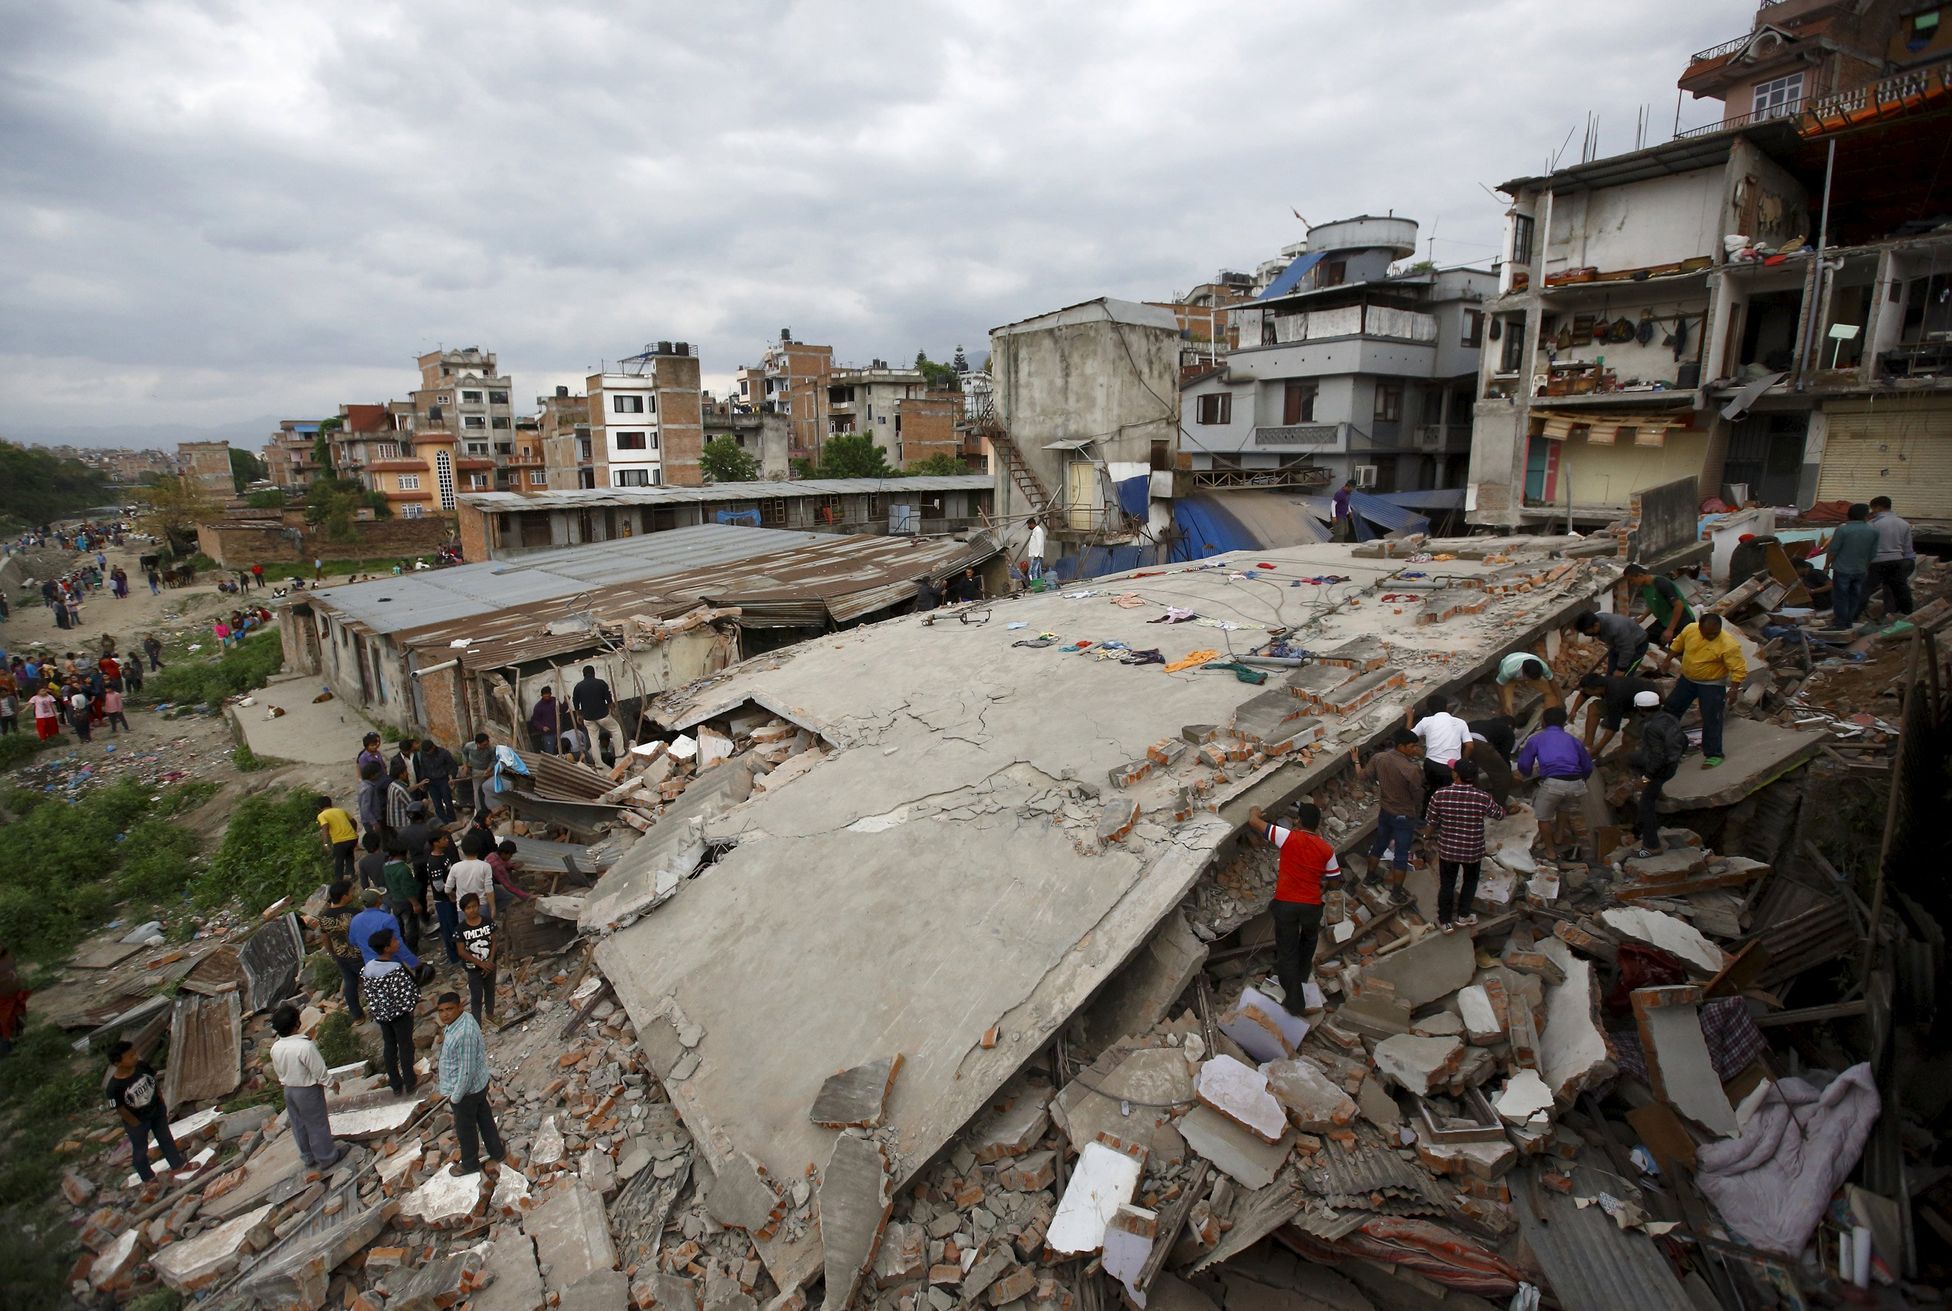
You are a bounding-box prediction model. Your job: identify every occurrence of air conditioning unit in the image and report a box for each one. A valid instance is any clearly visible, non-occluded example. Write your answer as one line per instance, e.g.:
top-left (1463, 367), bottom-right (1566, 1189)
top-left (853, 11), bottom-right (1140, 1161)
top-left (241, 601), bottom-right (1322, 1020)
top-left (1354, 464), bottom-right (1379, 489)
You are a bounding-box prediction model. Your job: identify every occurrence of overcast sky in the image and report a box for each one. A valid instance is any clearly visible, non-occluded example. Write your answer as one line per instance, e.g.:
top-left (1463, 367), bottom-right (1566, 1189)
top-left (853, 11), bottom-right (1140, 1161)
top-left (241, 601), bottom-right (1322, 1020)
top-left (0, 0), bottom-right (1739, 447)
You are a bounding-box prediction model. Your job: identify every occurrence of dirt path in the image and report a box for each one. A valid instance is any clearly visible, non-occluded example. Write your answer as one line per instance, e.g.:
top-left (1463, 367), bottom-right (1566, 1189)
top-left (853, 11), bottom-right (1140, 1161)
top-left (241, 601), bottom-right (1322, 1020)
top-left (4, 539), bottom-right (258, 658)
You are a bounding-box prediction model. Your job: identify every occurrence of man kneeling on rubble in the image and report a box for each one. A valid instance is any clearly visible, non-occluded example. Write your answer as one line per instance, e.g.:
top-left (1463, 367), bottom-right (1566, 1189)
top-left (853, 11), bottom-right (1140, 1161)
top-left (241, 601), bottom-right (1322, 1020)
top-left (1244, 802), bottom-right (1340, 1013)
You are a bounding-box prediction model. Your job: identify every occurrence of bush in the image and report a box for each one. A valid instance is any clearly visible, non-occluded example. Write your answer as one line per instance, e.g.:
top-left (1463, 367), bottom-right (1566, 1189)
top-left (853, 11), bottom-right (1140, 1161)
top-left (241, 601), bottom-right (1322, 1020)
top-left (196, 788), bottom-right (329, 913)
top-left (114, 817), bottom-right (205, 903)
top-left (136, 632), bottom-right (284, 707)
top-left (0, 732), bottom-right (57, 772)
top-left (316, 1010), bottom-right (368, 1068)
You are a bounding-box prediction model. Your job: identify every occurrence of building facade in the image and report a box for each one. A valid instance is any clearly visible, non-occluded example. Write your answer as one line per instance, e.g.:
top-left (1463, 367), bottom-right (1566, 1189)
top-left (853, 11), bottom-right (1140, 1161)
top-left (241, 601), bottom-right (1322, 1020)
top-left (1468, 7), bottom-right (1952, 528)
top-left (1182, 217), bottom-right (1492, 494)
top-left (986, 298), bottom-right (1180, 565)
top-left (263, 420), bottom-right (330, 491)
top-left (175, 440), bottom-right (234, 498)
top-left (535, 386), bottom-right (594, 491)
top-left (702, 396), bottom-right (792, 479)
top-left (737, 333), bottom-right (834, 468)
top-left (587, 342), bottom-right (706, 489)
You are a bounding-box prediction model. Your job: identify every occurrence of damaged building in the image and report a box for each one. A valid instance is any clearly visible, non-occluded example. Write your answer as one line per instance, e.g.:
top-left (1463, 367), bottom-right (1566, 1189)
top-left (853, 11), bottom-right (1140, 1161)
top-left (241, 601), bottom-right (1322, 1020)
top-left (277, 522), bottom-right (999, 742)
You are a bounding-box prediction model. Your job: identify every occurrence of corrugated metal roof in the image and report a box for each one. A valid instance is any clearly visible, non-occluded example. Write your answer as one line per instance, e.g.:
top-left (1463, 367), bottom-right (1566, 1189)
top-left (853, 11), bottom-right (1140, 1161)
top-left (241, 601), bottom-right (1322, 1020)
top-left (391, 530), bottom-right (998, 667)
top-left (1511, 1165), bottom-right (1693, 1311)
top-left (460, 476), bottom-right (990, 514)
top-left (990, 297), bottom-right (1180, 336)
top-left (161, 989), bottom-right (241, 1107)
top-left (1302, 1139), bottom-right (1450, 1214)
top-left (307, 524), bottom-right (834, 636)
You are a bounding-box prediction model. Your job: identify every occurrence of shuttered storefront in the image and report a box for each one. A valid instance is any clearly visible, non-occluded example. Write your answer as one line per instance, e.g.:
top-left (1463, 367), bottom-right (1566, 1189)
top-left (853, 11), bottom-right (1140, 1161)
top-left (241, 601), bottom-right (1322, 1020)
top-left (1816, 398), bottom-right (1952, 519)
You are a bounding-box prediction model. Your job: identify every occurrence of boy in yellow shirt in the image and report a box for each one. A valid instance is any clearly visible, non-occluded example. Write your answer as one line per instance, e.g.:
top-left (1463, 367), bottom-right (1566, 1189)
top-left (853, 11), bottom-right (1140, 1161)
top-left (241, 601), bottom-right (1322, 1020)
top-left (316, 795), bottom-right (359, 879)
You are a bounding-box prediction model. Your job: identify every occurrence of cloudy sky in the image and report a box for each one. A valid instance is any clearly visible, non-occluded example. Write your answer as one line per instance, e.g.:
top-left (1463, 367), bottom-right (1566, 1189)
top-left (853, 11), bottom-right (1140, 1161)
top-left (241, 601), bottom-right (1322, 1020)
top-left (1, 0), bottom-right (1739, 447)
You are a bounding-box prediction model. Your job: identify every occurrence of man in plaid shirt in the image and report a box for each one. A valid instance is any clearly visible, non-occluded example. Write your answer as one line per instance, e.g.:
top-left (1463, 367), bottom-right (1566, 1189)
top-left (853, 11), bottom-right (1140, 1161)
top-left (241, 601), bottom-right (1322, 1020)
top-left (1422, 759), bottom-right (1505, 933)
top-left (436, 991), bottom-right (510, 1177)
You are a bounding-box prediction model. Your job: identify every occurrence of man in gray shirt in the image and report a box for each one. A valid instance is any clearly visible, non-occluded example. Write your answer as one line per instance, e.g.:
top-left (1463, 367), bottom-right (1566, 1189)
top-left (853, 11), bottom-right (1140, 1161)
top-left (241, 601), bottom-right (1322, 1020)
top-left (459, 732), bottom-right (496, 816)
top-left (1869, 496), bottom-right (1915, 616)
top-left (1574, 609), bottom-right (1656, 675)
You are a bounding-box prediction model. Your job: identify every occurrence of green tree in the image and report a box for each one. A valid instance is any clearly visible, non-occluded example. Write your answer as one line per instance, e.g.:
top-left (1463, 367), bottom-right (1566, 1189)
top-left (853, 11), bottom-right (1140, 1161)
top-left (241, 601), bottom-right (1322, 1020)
top-left (905, 453), bottom-right (969, 476)
top-left (312, 416), bottom-right (342, 472)
top-left (815, 433), bottom-right (895, 479)
top-left (913, 351), bottom-right (960, 391)
top-left (698, 437), bottom-right (759, 484)
top-left (134, 474), bottom-right (217, 553)
top-left (305, 475), bottom-right (388, 543)
top-left (244, 489), bottom-right (286, 509)
top-left (0, 441), bottom-right (111, 532)
top-left (229, 446), bottom-right (267, 492)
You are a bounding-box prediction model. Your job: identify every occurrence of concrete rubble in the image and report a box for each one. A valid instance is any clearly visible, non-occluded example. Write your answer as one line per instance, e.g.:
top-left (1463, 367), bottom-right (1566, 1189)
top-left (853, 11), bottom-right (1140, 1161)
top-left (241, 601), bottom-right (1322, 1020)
top-left (45, 537), bottom-right (1949, 1311)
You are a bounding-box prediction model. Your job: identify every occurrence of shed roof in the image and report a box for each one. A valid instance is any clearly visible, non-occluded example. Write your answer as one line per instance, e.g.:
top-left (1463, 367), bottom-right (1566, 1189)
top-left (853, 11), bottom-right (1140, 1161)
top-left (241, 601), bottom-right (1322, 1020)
top-left (459, 476), bottom-right (989, 515)
top-left (990, 297), bottom-right (1180, 337)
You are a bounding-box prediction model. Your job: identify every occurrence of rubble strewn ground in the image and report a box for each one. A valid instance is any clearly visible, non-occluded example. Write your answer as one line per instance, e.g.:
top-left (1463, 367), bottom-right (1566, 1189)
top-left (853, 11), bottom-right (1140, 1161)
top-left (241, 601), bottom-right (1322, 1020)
top-left (11, 530), bottom-right (1952, 1309)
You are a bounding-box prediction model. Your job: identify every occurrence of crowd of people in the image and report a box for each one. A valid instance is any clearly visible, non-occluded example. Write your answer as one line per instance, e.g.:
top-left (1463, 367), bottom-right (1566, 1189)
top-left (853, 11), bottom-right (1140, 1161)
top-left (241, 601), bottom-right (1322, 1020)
top-left (0, 638), bottom-right (156, 740)
top-left (246, 729), bottom-right (540, 1187)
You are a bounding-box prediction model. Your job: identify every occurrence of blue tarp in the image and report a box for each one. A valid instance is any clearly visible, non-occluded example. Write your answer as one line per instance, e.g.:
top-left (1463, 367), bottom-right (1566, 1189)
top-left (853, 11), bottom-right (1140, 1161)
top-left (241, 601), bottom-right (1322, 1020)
top-left (1171, 496), bottom-right (1257, 560)
top-left (1377, 488), bottom-right (1466, 510)
top-left (1115, 474), bottom-right (1151, 519)
top-left (714, 509), bottom-right (762, 527)
top-left (1257, 251), bottom-right (1327, 301)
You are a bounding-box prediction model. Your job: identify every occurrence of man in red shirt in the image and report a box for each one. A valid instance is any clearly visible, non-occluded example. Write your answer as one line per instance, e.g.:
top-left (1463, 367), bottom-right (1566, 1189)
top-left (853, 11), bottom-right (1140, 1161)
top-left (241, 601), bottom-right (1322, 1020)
top-left (1246, 802), bottom-right (1341, 1012)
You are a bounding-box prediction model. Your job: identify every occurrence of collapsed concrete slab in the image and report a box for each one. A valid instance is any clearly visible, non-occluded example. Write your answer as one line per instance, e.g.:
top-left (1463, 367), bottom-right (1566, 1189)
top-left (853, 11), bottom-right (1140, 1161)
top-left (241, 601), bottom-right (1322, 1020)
top-left (1072, 909), bottom-right (1207, 1056)
top-left (818, 1133), bottom-right (893, 1311)
top-left (1046, 1139), bottom-right (1146, 1256)
top-left (1052, 1047), bottom-right (1189, 1156)
top-left (1600, 907), bottom-right (1727, 976)
top-left (1371, 1035), bottom-right (1465, 1095)
top-left (1652, 719), bottom-right (1822, 812)
top-left (1179, 1106), bottom-right (1292, 1190)
top-left (524, 1182), bottom-right (618, 1294)
top-left (1261, 1056), bottom-right (1358, 1131)
top-left (1537, 937), bottom-right (1616, 1103)
top-left (1353, 928), bottom-right (1477, 1009)
top-left (1632, 986), bottom-right (1738, 1137)
top-left (1195, 1055), bottom-right (1287, 1143)
top-left (150, 1202), bottom-right (275, 1292)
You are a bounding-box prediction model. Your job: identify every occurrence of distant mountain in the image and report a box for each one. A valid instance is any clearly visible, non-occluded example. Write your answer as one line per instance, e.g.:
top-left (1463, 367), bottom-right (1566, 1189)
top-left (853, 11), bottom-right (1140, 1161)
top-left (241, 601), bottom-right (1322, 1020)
top-left (0, 416), bottom-right (284, 452)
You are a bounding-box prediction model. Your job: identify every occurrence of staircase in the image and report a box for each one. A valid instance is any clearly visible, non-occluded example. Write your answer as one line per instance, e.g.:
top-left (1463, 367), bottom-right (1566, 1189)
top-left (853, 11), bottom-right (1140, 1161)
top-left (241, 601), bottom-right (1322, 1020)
top-left (982, 425), bottom-right (1054, 518)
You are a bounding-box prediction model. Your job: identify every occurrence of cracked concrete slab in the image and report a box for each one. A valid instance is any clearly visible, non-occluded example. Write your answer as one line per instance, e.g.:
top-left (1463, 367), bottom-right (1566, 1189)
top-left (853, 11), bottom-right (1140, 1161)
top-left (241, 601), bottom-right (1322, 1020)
top-left (819, 1133), bottom-right (893, 1311)
top-left (809, 1055), bottom-right (903, 1129)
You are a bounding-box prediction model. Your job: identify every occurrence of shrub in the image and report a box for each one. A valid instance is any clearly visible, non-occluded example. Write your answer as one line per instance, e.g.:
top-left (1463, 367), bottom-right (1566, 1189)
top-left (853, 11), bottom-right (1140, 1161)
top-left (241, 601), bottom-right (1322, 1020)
top-left (136, 632), bottom-right (284, 707)
top-left (197, 788), bottom-right (329, 913)
top-left (316, 1010), bottom-right (368, 1068)
top-left (0, 733), bottom-right (56, 772)
top-left (114, 817), bottom-right (205, 903)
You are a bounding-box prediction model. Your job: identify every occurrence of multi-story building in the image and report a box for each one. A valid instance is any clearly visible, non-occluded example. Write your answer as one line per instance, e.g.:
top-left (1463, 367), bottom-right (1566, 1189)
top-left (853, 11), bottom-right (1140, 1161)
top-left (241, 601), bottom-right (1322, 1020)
top-left (263, 420), bottom-right (332, 490)
top-left (587, 341), bottom-right (705, 489)
top-left (534, 386), bottom-right (594, 491)
top-left (1151, 273), bottom-right (1255, 362)
top-left (1468, 4), bottom-right (1952, 529)
top-left (986, 298), bottom-right (1181, 569)
top-left (175, 440), bottom-right (234, 499)
top-left (1180, 217), bottom-right (1493, 494)
top-left (737, 332), bottom-right (835, 467)
top-left (334, 401), bottom-right (461, 519)
top-left (826, 360), bottom-right (932, 461)
top-left (702, 394), bottom-right (792, 479)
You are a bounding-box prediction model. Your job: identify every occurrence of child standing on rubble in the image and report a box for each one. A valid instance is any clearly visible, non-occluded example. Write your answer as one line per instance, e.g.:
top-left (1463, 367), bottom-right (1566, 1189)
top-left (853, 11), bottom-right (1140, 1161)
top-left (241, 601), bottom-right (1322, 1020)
top-left (1423, 759), bottom-right (1505, 934)
top-left (457, 893), bottom-right (498, 1022)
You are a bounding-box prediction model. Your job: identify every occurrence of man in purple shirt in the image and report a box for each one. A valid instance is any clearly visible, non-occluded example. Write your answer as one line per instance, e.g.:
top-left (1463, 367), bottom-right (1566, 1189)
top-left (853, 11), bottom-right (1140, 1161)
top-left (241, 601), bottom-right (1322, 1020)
top-left (1330, 480), bottom-right (1356, 541)
top-left (1515, 707), bottom-right (1595, 859)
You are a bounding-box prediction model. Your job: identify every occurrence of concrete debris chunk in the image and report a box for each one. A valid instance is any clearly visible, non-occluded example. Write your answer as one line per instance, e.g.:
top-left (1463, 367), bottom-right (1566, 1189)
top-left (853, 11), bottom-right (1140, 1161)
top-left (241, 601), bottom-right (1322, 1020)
top-left (872, 1221), bottom-right (926, 1290)
top-left (809, 1054), bottom-right (904, 1129)
top-left (524, 1181), bottom-right (618, 1294)
top-left (1101, 1204), bottom-right (1159, 1308)
top-left (1217, 985), bottom-right (1307, 1063)
top-left (1537, 937), bottom-right (1617, 1103)
top-left (1493, 1069), bottom-right (1555, 1128)
top-left (1195, 1055), bottom-right (1288, 1143)
top-left (150, 1201), bottom-right (275, 1292)
top-left (1261, 1056), bottom-right (1358, 1131)
top-left (1045, 1139), bottom-right (1146, 1256)
top-left (705, 1151), bottom-right (783, 1234)
top-left (1178, 1106), bottom-right (1291, 1190)
top-left (471, 1233), bottom-right (546, 1311)
top-left (971, 1079), bottom-right (1055, 1164)
top-left (401, 1163), bottom-right (530, 1226)
top-left (819, 1132), bottom-right (894, 1311)
top-left (1353, 928), bottom-right (1476, 1008)
top-left (1632, 986), bottom-right (1739, 1137)
top-left (1600, 906), bottom-right (1728, 976)
top-left (1371, 1034), bottom-right (1465, 1095)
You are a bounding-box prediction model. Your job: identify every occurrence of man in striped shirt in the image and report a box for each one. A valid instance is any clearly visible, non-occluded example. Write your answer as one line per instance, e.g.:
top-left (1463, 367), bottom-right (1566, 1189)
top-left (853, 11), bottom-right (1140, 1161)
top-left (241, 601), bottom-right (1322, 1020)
top-left (436, 991), bottom-right (510, 1177)
top-left (1246, 802), bottom-right (1341, 1012)
top-left (1423, 760), bottom-right (1506, 933)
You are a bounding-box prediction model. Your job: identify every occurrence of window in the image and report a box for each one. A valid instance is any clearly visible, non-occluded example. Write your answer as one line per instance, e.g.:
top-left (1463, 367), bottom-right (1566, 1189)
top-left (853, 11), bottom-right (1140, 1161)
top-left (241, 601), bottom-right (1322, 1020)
top-left (1752, 72), bottom-right (1803, 120)
top-left (402, 503), bottom-right (424, 518)
top-left (468, 474), bottom-right (489, 489)
top-left (1500, 314), bottom-right (1527, 373)
top-left (435, 450), bottom-right (454, 509)
top-left (490, 417), bottom-right (510, 429)
top-left (1375, 382), bottom-right (1403, 422)
top-left (1462, 309), bottom-right (1484, 348)
top-left (613, 395), bottom-right (646, 413)
top-left (397, 474), bottom-right (421, 490)
top-left (577, 438), bottom-right (592, 461)
top-left (614, 431), bottom-right (654, 451)
top-left (461, 390), bottom-right (483, 403)
top-left (466, 442), bottom-right (489, 455)
top-left (615, 469), bottom-right (651, 487)
top-left (1282, 381), bottom-right (1317, 425)
top-left (1316, 260), bottom-right (1347, 288)
top-left (1196, 393), bottom-right (1233, 424)
top-left (1511, 214), bottom-right (1535, 269)
top-left (739, 378), bottom-right (750, 395)
top-left (488, 390), bottom-right (508, 405)
top-left (529, 470), bottom-right (546, 485)
top-left (578, 469), bottom-right (596, 489)
top-left (463, 416), bottom-right (485, 429)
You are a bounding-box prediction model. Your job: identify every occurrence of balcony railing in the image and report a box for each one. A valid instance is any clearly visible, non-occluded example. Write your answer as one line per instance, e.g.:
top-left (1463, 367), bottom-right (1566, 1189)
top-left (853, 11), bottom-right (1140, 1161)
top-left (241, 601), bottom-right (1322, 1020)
top-left (1189, 464), bottom-right (1333, 491)
top-left (1804, 58), bottom-right (1952, 130)
top-left (1269, 305), bottom-right (1437, 346)
top-left (1676, 97), bottom-right (1808, 139)
top-left (1253, 423), bottom-right (1349, 448)
top-left (1686, 33), bottom-right (1755, 67)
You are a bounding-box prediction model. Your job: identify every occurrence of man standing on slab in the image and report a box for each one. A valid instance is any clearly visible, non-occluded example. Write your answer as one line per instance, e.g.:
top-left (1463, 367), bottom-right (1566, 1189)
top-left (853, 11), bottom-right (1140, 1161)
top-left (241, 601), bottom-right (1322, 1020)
top-left (572, 664), bottom-right (627, 763)
top-left (1664, 613), bottom-right (1747, 769)
top-left (436, 990), bottom-right (511, 1178)
top-left (1245, 802), bottom-right (1341, 1013)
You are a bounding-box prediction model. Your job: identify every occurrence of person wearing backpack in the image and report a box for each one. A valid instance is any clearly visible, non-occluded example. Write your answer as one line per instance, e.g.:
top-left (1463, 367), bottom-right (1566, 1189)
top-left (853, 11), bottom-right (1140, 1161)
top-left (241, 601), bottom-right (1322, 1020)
top-left (1627, 690), bottom-right (1688, 858)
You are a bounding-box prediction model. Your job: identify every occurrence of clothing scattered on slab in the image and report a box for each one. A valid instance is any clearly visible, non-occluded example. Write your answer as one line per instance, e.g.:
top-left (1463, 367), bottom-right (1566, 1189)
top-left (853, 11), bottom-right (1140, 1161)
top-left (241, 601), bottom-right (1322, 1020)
top-left (1163, 648), bottom-right (1222, 674)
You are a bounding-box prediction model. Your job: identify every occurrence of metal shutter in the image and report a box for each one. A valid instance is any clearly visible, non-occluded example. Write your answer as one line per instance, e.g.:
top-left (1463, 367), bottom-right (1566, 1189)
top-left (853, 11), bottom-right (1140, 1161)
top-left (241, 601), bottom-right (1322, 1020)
top-left (1816, 399), bottom-right (1952, 518)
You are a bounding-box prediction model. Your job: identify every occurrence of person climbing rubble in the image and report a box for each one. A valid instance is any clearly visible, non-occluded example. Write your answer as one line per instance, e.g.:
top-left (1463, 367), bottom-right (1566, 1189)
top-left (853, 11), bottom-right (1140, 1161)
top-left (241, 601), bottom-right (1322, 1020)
top-left (1664, 612), bottom-right (1747, 770)
top-left (1350, 730), bottom-right (1423, 905)
top-left (1628, 689), bottom-right (1688, 857)
top-left (1622, 560), bottom-right (1695, 647)
top-left (1245, 801), bottom-right (1341, 1009)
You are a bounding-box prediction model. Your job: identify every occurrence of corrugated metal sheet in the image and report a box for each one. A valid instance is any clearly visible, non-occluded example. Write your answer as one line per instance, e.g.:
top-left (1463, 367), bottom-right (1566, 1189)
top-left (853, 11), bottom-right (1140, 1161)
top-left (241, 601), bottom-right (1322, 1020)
top-left (1511, 1166), bottom-right (1692, 1311)
top-left (162, 989), bottom-right (242, 1107)
top-left (1816, 398), bottom-right (1952, 520)
top-left (512, 750), bottom-right (614, 800)
top-left (237, 914), bottom-right (306, 1014)
top-left (459, 476), bottom-right (990, 514)
top-left (1302, 1139), bottom-right (1450, 1214)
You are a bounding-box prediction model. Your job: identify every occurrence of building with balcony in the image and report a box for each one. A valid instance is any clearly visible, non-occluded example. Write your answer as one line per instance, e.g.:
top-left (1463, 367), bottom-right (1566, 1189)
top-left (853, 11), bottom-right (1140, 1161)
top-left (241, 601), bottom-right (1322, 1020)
top-left (587, 341), bottom-right (706, 490)
top-left (1469, 25), bottom-right (1952, 529)
top-left (1179, 217), bottom-right (1492, 494)
top-left (736, 332), bottom-right (834, 467)
top-left (410, 347), bottom-right (515, 496)
top-left (702, 395), bottom-right (791, 479)
top-left (263, 420), bottom-right (330, 490)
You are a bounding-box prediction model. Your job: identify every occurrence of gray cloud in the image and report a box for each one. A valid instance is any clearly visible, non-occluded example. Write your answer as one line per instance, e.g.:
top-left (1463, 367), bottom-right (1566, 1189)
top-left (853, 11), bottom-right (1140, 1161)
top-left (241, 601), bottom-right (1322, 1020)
top-left (0, 0), bottom-right (1738, 443)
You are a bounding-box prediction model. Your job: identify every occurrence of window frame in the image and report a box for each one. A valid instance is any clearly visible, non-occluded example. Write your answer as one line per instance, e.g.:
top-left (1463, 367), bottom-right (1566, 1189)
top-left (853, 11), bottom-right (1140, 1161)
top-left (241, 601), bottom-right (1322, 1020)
top-left (1374, 381), bottom-right (1404, 423)
top-left (1462, 309), bottom-right (1484, 348)
top-left (1196, 393), bottom-right (1232, 425)
top-left (1752, 72), bottom-right (1804, 119)
top-left (613, 394), bottom-right (647, 414)
top-left (1281, 381), bottom-right (1317, 425)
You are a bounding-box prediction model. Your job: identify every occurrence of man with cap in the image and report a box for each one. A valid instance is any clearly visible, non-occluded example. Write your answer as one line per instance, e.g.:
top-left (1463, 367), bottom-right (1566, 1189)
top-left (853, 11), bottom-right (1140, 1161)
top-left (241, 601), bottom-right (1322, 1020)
top-left (1627, 690), bottom-right (1689, 857)
top-left (1570, 669), bottom-right (1664, 756)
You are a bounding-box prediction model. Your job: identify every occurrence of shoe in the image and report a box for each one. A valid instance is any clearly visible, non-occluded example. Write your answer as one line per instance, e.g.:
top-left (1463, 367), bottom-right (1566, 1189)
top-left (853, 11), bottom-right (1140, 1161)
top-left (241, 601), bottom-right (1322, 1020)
top-left (448, 1163), bottom-right (482, 1178)
top-left (1633, 848), bottom-right (1661, 859)
top-left (1458, 913), bottom-right (1478, 927)
top-left (1701, 756), bottom-right (1724, 769)
top-left (1439, 921), bottom-right (1455, 934)
top-left (1388, 888), bottom-right (1412, 907)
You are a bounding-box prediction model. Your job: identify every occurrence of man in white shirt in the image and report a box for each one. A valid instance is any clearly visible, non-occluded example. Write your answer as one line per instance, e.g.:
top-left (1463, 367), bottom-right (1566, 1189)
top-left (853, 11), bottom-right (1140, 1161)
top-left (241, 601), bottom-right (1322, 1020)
top-left (448, 854), bottom-right (498, 921)
top-left (270, 1004), bottom-right (343, 1171)
top-left (1025, 517), bottom-right (1047, 582)
top-left (1407, 693), bottom-right (1474, 791)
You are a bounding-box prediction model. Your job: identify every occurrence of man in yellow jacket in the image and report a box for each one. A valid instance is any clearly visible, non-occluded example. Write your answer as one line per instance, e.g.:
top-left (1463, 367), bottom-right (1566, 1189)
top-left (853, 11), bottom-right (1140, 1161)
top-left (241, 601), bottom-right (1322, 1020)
top-left (1664, 613), bottom-right (1747, 768)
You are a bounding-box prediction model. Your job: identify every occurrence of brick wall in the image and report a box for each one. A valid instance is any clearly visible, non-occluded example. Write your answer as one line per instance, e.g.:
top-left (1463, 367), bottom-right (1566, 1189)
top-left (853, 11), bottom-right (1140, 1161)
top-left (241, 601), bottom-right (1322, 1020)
top-left (897, 391), bottom-right (961, 466)
top-left (197, 514), bottom-right (457, 566)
